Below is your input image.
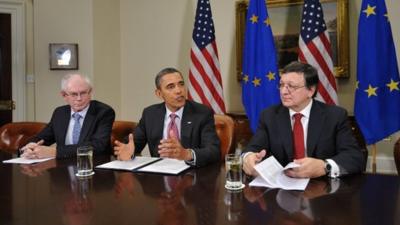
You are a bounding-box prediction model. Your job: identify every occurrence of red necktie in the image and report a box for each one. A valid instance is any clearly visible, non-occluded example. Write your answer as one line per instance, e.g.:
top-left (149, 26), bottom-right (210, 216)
top-left (167, 113), bottom-right (180, 140)
top-left (293, 113), bottom-right (305, 159)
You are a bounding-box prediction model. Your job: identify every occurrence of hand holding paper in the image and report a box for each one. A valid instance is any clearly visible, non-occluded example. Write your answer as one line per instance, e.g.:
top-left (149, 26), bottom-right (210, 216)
top-left (249, 156), bottom-right (309, 190)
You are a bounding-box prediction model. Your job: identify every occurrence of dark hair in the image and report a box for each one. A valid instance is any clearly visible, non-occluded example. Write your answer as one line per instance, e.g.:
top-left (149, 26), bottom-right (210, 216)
top-left (155, 67), bottom-right (183, 89)
top-left (282, 61), bottom-right (319, 97)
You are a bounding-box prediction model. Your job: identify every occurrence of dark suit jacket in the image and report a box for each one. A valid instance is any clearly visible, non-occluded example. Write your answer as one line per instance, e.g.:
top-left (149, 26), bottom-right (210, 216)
top-left (244, 100), bottom-right (366, 174)
top-left (31, 100), bottom-right (115, 159)
top-left (134, 100), bottom-right (220, 167)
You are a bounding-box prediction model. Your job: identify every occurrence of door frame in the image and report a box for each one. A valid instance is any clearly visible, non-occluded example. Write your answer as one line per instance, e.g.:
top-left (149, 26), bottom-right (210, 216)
top-left (0, 0), bottom-right (25, 121)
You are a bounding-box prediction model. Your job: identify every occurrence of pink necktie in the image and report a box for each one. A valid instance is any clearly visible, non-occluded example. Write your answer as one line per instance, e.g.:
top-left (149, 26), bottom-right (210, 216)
top-left (167, 113), bottom-right (180, 140)
top-left (293, 113), bottom-right (305, 159)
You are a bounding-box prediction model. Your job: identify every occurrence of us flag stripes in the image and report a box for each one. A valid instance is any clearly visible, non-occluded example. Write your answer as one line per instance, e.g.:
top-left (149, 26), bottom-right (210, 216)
top-left (298, 0), bottom-right (338, 105)
top-left (188, 0), bottom-right (226, 114)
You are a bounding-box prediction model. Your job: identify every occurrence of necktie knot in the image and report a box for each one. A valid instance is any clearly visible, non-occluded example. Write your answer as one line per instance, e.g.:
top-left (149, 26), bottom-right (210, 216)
top-left (294, 113), bottom-right (303, 121)
top-left (73, 113), bottom-right (82, 121)
top-left (170, 113), bottom-right (177, 120)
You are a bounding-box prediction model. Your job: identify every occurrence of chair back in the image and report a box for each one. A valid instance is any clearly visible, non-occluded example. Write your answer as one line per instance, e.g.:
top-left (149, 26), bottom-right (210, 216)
top-left (214, 114), bottom-right (235, 161)
top-left (347, 116), bottom-right (368, 171)
top-left (0, 122), bottom-right (46, 154)
top-left (394, 138), bottom-right (400, 175)
top-left (111, 121), bottom-right (137, 146)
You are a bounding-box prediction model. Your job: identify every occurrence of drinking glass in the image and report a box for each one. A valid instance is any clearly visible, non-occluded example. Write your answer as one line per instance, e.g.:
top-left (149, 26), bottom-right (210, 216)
top-left (225, 154), bottom-right (244, 190)
top-left (76, 145), bottom-right (94, 177)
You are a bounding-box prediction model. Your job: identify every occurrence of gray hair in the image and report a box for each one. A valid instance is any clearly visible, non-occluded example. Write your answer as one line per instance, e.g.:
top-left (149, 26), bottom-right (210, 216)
top-left (61, 74), bottom-right (92, 91)
top-left (155, 67), bottom-right (183, 89)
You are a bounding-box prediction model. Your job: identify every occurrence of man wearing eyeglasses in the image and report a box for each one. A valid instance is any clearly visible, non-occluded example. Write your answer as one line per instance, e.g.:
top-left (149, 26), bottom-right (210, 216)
top-left (21, 73), bottom-right (115, 159)
top-left (243, 61), bottom-right (365, 178)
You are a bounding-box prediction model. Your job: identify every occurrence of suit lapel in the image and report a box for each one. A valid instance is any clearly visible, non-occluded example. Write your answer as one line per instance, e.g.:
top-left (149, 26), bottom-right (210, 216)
top-left (59, 106), bottom-right (71, 144)
top-left (79, 102), bottom-right (95, 143)
top-left (307, 101), bottom-right (325, 156)
top-left (154, 104), bottom-right (165, 143)
top-left (180, 102), bottom-right (193, 147)
top-left (276, 106), bottom-right (293, 159)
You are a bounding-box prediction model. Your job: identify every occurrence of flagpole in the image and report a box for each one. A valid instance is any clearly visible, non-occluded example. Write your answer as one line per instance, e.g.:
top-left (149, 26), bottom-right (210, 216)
top-left (371, 144), bottom-right (377, 173)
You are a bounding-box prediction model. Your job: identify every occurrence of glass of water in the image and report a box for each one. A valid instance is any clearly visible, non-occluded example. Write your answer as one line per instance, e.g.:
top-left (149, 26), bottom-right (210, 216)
top-left (76, 145), bottom-right (95, 177)
top-left (225, 154), bottom-right (244, 191)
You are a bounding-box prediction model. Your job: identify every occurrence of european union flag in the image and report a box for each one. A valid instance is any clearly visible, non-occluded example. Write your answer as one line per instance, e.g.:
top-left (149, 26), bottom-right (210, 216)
top-left (354, 0), bottom-right (400, 144)
top-left (242, 0), bottom-right (280, 132)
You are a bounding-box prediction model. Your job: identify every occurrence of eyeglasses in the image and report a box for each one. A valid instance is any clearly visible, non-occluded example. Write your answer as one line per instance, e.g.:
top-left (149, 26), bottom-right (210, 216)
top-left (65, 90), bottom-right (91, 98)
top-left (278, 83), bottom-right (305, 93)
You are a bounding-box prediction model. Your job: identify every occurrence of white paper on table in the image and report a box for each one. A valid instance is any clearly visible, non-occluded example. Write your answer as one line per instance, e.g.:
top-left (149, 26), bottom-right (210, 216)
top-left (95, 156), bottom-right (160, 171)
top-left (137, 158), bottom-right (190, 175)
top-left (249, 156), bottom-right (309, 190)
top-left (3, 157), bottom-right (54, 164)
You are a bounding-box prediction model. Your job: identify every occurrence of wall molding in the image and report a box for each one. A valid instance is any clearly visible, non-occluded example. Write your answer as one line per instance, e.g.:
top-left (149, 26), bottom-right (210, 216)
top-left (0, 0), bottom-right (26, 121)
top-left (366, 155), bottom-right (397, 174)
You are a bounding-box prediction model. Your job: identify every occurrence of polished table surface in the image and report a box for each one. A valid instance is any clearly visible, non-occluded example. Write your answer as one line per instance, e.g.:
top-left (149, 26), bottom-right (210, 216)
top-left (1, 151), bottom-right (400, 225)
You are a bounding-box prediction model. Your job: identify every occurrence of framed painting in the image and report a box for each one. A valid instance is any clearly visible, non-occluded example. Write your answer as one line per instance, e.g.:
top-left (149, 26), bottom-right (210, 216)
top-left (49, 43), bottom-right (79, 70)
top-left (236, 0), bottom-right (349, 81)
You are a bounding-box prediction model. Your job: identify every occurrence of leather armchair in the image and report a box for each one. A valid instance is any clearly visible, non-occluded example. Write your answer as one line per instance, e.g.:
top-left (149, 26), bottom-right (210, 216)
top-left (348, 116), bottom-right (368, 171)
top-left (111, 121), bottom-right (137, 146)
top-left (0, 122), bottom-right (46, 154)
top-left (214, 114), bottom-right (235, 161)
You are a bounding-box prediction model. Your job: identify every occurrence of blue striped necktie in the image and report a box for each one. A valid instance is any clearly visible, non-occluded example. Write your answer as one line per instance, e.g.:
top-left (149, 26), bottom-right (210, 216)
top-left (72, 113), bottom-right (82, 144)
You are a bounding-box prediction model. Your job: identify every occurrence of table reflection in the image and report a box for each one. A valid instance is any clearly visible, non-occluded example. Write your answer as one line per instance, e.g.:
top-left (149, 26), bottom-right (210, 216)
top-left (1, 150), bottom-right (399, 225)
top-left (62, 171), bottom-right (93, 225)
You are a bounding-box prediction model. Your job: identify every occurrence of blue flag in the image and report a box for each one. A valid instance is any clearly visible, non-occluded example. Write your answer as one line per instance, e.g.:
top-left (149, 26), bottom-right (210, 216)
top-left (242, 0), bottom-right (280, 132)
top-left (354, 0), bottom-right (400, 144)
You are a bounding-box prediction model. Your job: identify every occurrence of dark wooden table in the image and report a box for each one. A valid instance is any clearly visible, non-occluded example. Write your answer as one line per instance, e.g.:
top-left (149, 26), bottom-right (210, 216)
top-left (1, 151), bottom-right (399, 225)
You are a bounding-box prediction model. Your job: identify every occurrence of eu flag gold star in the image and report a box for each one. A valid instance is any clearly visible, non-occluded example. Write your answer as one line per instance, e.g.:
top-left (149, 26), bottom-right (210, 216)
top-left (386, 79), bottom-right (399, 92)
top-left (266, 71), bottom-right (275, 81)
top-left (243, 74), bottom-right (249, 83)
top-left (264, 17), bottom-right (270, 26)
top-left (356, 81), bottom-right (359, 90)
top-left (252, 77), bottom-right (261, 87)
top-left (250, 14), bottom-right (258, 24)
top-left (365, 84), bottom-right (378, 97)
top-left (363, 4), bottom-right (376, 18)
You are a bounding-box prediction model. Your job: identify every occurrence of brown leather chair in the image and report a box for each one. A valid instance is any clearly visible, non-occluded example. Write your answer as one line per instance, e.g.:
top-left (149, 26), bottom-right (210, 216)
top-left (0, 122), bottom-right (47, 154)
top-left (111, 121), bottom-right (137, 146)
top-left (394, 138), bottom-right (400, 175)
top-left (214, 114), bottom-right (235, 161)
top-left (348, 116), bottom-right (368, 171)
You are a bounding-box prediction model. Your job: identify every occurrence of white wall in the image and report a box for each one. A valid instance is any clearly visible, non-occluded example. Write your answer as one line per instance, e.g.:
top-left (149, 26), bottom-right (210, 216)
top-left (92, 0), bottom-right (121, 118)
top-left (33, 0), bottom-right (93, 121)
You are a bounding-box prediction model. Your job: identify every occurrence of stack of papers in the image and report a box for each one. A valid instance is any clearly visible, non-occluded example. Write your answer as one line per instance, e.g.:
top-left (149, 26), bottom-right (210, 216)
top-left (3, 157), bottom-right (54, 164)
top-left (96, 156), bottom-right (190, 175)
top-left (249, 156), bottom-right (309, 190)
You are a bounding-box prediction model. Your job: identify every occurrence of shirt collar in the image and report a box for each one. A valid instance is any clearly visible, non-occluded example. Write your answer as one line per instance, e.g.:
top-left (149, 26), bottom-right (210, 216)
top-left (70, 104), bottom-right (90, 119)
top-left (289, 100), bottom-right (313, 119)
top-left (165, 105), bottom-right (184, 119)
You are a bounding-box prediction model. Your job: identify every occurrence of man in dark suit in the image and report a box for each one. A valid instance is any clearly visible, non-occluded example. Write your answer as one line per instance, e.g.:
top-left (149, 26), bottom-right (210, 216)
top-left (21, 73), bottom-right (115, 159)
top-left (114, 67), bottom-right (220, 167)
top-left (243, 62), bottom-right (365, 178)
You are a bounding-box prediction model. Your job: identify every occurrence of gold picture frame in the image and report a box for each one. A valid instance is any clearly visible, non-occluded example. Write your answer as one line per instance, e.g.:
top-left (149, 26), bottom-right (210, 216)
top-left (235, 0), bottom-right (349, 81)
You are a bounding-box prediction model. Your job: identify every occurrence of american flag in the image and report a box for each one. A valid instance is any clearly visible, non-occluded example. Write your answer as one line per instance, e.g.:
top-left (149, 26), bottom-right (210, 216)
top-left (298, 0), bottom-right (338, 105)
top-left (188, 0), bottom-right (226, 114)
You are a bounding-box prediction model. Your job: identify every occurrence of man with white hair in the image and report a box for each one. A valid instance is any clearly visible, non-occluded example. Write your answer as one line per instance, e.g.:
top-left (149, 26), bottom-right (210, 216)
top-left (21, 73), bottom-right (115, 159)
